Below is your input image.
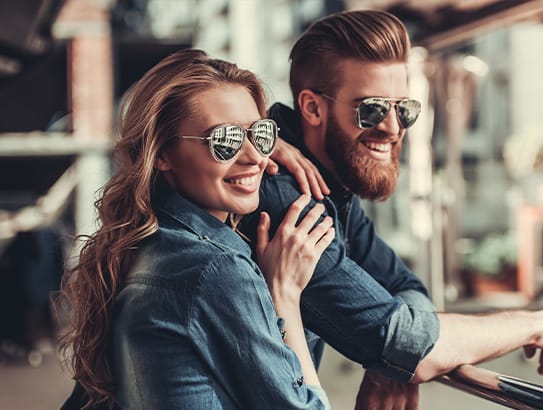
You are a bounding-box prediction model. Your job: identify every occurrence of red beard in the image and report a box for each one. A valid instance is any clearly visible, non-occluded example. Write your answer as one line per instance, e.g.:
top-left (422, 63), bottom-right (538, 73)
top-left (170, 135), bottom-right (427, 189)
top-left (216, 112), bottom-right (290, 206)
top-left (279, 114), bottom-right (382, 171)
top-left (324, 112), bottom-right (401, 201)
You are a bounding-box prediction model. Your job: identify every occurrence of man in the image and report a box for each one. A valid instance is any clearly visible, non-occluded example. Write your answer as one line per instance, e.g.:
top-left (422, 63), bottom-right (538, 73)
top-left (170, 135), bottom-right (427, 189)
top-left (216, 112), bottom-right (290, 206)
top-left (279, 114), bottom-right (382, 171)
top-left (241, 9), bottom-right (543, 409)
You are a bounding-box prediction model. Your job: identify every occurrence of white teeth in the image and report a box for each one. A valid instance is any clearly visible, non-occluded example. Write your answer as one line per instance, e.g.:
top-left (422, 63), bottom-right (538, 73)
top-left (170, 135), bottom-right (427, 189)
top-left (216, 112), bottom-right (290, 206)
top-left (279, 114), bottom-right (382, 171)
top-left (363, 141), bottom-right (390, 152)
top-left (227, 175), bottom-right (258, 185)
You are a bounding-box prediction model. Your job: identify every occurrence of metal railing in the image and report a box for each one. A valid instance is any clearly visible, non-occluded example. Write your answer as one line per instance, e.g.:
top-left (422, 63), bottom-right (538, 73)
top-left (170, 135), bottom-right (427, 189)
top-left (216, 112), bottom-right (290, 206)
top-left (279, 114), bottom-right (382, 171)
top-left (437, 365), bottom-right (543, 409)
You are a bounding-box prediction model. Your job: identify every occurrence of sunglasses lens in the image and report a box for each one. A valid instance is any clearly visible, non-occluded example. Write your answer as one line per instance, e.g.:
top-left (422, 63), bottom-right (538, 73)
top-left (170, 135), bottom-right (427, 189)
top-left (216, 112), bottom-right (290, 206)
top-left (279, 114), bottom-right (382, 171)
top-left (397, 100), bottom-right (421, 128)
top-left (210, 125), bottom-right (244, 161)
top-left (250, 120), bottom-right (277, 156)
top-left (356, 98), bottom-right (391, 128)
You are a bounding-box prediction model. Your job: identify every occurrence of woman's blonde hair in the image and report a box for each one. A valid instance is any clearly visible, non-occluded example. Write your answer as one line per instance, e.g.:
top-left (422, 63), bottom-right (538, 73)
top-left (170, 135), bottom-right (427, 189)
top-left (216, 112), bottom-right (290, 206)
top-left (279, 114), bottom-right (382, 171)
top-left (58, 49), bottom-right (267, 408)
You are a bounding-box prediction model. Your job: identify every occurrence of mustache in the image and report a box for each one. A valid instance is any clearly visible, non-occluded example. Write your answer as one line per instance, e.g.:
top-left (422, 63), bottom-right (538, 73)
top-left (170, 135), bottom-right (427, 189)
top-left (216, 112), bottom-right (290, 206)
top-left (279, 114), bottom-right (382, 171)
top-left (358, 129), bottom-right (401, 143)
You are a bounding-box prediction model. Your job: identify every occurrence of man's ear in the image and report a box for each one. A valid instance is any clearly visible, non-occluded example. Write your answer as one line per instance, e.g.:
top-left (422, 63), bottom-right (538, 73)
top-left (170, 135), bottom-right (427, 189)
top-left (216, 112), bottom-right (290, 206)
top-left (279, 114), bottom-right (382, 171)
top-left (154, 153), bottom-right (171, 171)
top-left (298, 89), bottom-right (324, 127)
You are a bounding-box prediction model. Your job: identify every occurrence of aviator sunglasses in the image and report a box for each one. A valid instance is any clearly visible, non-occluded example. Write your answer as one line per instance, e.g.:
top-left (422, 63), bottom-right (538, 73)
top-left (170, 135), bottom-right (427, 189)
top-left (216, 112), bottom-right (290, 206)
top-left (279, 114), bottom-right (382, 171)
top-left (177, 119), bottom-right (279, 162)
top-left (315, 91), bottom-right (421, 129)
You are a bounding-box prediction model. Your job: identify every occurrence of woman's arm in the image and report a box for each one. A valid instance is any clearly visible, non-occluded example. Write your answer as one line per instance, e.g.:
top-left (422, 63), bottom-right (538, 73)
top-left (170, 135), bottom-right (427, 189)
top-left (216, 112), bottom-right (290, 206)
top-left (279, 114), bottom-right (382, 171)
top-left (256, 194), bottom-right (334, 388)
top-left (114, 251), bottom-right (332, 409)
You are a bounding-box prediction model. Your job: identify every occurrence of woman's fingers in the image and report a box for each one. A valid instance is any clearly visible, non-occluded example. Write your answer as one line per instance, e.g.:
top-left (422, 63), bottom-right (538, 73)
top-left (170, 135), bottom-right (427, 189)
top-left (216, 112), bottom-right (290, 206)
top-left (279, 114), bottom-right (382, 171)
top-left (304, 215), bottom-right (335, 256)
top-left (256, 212), bottom-right (271, 257)
top-left (278, 196), bottom-right (334, 246)
top-left (315, 227), bottom-right (335, 253)
top-left (306, 215), bottom-right (333, 242)
top-left (295, 203), bottom-right (326, 234)
top-left (277, 194), bottom-right (312, 229)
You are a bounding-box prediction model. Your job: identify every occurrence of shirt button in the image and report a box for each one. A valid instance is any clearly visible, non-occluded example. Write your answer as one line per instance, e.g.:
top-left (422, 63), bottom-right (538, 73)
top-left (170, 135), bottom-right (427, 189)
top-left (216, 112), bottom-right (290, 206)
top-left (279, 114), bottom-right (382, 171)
top-left (296, 376), bottom-right (304, 386)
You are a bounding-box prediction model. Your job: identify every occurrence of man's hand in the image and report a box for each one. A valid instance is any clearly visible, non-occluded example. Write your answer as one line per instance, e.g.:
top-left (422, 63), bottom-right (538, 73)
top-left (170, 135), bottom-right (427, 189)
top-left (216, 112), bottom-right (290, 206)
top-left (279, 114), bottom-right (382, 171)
top-left (523, 345), bottom-right (543, 374)
top-left (355, 371), bottom-right (419, 410)
top-left (266, 138), bottom-right (330, 200)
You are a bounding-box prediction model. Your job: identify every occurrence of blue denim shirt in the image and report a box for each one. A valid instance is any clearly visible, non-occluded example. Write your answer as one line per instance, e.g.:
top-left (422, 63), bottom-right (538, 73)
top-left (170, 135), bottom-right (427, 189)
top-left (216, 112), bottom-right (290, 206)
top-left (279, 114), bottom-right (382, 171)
top-left (109, 187), bottom-right (330, 409)
top-left (239, 103), bottom-right (439, 382)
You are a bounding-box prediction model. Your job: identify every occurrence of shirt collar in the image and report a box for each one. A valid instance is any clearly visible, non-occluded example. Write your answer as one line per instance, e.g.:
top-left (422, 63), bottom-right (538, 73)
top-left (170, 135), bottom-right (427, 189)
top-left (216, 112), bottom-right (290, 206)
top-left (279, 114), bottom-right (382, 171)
top-left (152, 180), bottom-right (241, 242)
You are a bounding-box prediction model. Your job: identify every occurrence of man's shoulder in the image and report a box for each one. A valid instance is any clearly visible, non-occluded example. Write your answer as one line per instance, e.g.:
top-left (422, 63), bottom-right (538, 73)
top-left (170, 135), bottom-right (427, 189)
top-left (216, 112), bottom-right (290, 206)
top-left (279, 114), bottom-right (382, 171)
top-left (259, 172), bottom-right (303, 203)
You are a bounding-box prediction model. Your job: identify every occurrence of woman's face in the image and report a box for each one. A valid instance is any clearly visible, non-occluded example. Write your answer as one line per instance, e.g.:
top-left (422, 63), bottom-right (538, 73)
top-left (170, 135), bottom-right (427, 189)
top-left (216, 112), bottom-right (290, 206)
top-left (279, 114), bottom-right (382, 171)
top-left (157, 84), bottom-right (267, 222)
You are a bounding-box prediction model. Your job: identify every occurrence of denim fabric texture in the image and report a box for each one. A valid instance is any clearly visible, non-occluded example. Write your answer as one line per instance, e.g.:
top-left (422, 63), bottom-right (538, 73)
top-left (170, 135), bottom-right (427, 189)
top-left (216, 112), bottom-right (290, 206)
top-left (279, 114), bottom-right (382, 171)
top-left (239, 103), bottom-right (440, 382)
top-left (109, 186), bottom-right (329, 409)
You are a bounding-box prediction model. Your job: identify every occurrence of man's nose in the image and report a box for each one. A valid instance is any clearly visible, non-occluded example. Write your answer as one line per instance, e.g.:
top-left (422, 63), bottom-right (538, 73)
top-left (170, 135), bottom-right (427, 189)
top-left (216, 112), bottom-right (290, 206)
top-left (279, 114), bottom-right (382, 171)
top-left (374, 106), bottom-right (401, 136)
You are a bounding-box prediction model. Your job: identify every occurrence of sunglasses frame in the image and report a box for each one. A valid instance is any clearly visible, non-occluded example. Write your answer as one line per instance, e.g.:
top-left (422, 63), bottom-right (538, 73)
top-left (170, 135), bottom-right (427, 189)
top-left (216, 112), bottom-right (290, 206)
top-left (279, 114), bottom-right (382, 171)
top-left (317, 92), bottom-right (421, 130)
top-left (178, 119), bottom-right (279, 163)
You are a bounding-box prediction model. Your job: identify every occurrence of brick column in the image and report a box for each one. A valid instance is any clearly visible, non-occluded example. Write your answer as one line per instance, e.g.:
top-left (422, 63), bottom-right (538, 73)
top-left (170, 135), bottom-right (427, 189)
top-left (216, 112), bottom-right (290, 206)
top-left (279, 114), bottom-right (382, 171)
top-left (53, 0), bottom-right (113, 236)
top-left (54, 0), bottom-right (113, 139)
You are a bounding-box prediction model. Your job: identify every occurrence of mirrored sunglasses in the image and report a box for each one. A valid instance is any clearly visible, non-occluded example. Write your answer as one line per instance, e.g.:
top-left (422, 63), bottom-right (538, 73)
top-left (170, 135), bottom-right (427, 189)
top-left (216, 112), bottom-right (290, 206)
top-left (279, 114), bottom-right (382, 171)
top-left (319, 93), bottom-right (421, 129)
top-left (356, 97), bottom-right (421, 129)
top-left (178, 119), bottom-right (278, 162)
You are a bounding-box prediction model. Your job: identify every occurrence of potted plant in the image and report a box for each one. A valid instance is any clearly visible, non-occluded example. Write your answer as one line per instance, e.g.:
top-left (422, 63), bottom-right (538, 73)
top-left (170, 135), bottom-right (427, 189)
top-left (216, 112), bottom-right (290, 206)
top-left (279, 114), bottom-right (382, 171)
top-left (461, 233), bottom-right (518, 296)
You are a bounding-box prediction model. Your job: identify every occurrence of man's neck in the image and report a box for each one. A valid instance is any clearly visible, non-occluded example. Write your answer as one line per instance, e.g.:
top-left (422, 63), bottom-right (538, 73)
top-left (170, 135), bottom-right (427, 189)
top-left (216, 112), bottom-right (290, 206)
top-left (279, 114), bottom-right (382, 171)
top-left (301, 126), bottom-right (345, 191)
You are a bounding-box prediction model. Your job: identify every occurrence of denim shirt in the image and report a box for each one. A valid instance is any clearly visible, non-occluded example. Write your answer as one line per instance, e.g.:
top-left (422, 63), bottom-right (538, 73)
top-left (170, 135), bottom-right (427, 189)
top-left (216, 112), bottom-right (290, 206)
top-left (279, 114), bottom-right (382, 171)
top-left (109, 187), bottom-right (330, 409)
top-left (239, 103), bottom-right (439, 382)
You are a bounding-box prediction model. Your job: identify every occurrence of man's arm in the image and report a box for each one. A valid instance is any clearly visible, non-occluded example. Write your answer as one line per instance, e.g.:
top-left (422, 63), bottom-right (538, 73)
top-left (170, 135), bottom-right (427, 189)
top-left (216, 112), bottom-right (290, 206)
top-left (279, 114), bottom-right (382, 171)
top-left (246, 174), bottom-right (543, 384)
top-left (346, 198), bottom-right (430, 298)
top-left (413, 310), bottom-right (543, 383)
top-left (263, 138), bottom-right (430, 407)
top-left (346, 199), bottom-right (433, 408)
top-left (241, 174), bottom-right (440, 382)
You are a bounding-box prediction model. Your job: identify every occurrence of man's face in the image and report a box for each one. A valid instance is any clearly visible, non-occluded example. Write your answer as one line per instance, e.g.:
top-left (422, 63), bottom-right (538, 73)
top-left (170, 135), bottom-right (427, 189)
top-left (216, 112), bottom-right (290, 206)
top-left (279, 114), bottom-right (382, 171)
top-left (324, 60), bottom-right (409, 201)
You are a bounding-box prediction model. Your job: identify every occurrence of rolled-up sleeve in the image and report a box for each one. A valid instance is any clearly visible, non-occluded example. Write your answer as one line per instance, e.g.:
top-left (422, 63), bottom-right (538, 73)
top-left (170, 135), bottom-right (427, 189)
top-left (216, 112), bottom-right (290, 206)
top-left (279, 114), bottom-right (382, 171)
top-left (397, 289), bottom-right (436, 312)
top-left (375, 303), bottom-right (439, 380)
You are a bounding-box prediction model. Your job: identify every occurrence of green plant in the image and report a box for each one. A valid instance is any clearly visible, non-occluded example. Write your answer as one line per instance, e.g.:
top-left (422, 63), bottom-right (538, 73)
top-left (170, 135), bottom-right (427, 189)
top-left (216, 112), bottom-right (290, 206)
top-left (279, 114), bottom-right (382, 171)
top-left (462, 233), bottom-right (517, 276)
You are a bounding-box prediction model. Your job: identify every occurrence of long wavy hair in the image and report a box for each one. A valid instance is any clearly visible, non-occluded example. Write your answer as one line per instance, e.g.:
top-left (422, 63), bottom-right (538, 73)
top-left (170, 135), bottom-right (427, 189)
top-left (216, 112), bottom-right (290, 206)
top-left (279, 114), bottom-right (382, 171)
top-left (58, 49), bottom-right (267, 408)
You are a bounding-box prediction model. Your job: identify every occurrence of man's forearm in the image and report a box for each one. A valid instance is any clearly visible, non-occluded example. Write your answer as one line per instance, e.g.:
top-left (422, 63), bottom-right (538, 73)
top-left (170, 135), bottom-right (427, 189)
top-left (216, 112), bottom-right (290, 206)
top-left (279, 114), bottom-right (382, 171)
top-left (413, 310), bottom-right (543, 383)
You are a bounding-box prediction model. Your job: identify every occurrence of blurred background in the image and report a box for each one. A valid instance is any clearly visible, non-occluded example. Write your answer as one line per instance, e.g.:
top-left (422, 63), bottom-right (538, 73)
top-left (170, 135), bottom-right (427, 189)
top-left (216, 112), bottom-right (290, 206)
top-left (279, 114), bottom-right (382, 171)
top-left (1, 0), bottom-right (543, 408)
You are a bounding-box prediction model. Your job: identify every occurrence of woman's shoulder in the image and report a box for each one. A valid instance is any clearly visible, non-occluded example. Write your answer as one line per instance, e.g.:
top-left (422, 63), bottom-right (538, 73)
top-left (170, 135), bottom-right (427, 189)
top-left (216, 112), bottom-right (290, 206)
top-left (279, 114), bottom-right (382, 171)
top-left (126, 227), bottom-right (257, 289)
top-left (154, 224), bottom-right (252, 263)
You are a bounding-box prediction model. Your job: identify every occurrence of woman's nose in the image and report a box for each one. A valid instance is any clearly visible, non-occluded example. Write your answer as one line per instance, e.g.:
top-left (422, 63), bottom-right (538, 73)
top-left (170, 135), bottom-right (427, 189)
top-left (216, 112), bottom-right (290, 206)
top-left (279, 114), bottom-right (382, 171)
top-left (237, 137), bottom-right (264, 164)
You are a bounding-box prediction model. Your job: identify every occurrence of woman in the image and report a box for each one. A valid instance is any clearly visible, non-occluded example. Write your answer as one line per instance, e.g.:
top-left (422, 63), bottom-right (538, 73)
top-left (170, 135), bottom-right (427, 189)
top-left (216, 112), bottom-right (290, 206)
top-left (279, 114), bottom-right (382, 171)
top-left (59, 49), bottom-right (334, 409)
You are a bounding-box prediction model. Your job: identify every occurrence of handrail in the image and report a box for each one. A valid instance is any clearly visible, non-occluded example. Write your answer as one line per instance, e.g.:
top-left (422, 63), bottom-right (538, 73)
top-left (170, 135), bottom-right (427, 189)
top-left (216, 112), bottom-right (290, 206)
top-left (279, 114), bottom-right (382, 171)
top-left (0, 163), bottom-right (78, 257)
top-left (436, 365), bottom-right (543, 409)
top-left (0, 133), bottom-right (112, 157)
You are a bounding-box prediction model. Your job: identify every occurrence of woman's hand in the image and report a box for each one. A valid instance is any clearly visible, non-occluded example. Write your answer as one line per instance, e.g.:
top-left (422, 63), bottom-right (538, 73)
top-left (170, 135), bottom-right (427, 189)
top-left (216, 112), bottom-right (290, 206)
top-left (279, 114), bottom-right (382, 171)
top-left (256, 194), bottom-right (334, 303)
top-left (256, 195), bottom-right (334, 389)
top-left (265, 138), bottom-right (330, 200)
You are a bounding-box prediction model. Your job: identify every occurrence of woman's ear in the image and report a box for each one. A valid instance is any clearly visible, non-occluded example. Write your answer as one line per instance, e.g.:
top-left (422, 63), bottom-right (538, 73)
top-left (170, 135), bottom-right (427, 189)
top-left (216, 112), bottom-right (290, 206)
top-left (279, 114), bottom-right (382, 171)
top-left (298, 89), bottom-right (324, 127)
top-left (154, 153), bottom-right (171, 171)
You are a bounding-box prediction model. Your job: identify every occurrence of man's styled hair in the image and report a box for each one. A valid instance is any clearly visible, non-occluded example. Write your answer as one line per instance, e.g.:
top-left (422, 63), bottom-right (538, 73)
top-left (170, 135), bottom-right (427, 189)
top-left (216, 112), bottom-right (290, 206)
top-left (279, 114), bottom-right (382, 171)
top-left (289, 10), bottom-right (410, 110)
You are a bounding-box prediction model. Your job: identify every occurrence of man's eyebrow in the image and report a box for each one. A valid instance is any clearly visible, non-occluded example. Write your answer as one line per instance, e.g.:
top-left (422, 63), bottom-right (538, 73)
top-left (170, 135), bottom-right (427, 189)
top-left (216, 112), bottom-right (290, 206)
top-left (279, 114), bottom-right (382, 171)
top-left (353, 96), bottom-right (410, 102)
